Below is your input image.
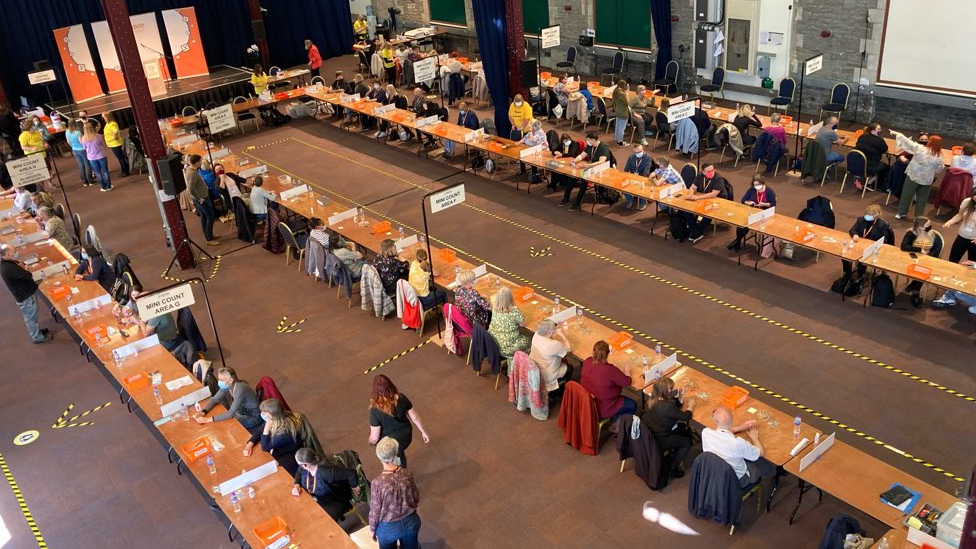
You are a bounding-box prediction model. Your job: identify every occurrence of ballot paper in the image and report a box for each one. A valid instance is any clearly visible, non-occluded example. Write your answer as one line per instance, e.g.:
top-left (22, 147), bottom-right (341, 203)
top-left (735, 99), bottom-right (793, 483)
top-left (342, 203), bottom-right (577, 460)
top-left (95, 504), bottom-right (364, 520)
top-left (165, 375), bottom-right (195, 391)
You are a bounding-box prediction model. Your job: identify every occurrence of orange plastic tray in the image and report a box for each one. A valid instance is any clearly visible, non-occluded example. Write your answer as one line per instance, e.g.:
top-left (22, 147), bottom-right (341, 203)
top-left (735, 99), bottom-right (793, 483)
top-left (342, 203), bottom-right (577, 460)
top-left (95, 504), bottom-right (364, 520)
top-left (608, 331), bottom-right (634, 351)
top-left (721, 386), bottom-right (749, 409)
top-left (512, 286), bottom-right (534, 304)
top-left (181, 437), bottom-right (213, 462)
top-left (437, 248), bottom-right (457, 263)
top-left (50, 286), bottom-right (69, 299)
top-left (780, 115), bottom-right (793, 125)
top-left (254, 516), bottom-right (290, 546)
top-left (85, 325), bottom-right (108, 340)
top-left (907, 263), bottom-right (932, 280)
top-left (372, 221), bottom-right (392, 234)
top-left (122, 372), bottom-right (149, 391)
top-left (540, 71), bottom-right (552, 80)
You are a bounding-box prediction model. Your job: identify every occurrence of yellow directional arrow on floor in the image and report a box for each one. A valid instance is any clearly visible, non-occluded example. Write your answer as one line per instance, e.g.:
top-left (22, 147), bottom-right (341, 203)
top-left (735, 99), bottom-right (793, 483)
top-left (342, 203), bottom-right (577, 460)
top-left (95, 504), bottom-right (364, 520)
top-left (276, 316), bottom-right (306, 334)
top-left (52, 402), bottom-right (111, 429)
top-left (529, 245), bottom-right (552, 258)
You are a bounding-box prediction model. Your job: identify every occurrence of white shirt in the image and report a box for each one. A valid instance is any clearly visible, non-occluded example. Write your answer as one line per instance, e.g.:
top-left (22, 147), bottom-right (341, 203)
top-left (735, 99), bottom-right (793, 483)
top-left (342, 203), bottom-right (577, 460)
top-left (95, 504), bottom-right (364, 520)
top-left (249, 187), bottom-right (276, 215)
top-left (951, 155), bottom-right (976, 181)
top-left (530, 333), bottom-right (568, 392)
top-left (701, 428), bottom-right (760, 480)
top-left (14, 190), bottom-right (31, 211)
top-left (220, 175), bottom-right (242, 201)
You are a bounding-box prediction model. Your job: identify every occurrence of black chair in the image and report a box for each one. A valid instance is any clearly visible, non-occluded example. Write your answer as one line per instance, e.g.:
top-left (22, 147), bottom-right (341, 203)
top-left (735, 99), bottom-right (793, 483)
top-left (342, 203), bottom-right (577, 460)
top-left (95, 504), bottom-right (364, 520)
top-left (278, 222), bottom-right (306, 271)
top-left (687, 452), bottom-right (762, 535)
top-left (70, 213), bottom-right (82, 245)
top-left (820, 83), bottom-right (850, 120)
top-left (655, 60), bottom-right (679, 95)
top-left (841, 149), bottom-right (871, 197)
top-left (680, 163), bottom-right (698, 186)
top-left (54, 203), bottom-right (65, 220)
top-left (768, 77), bottom-right (795, 114)
top-left (357, 51), bottom-right (369, 73)
top-left (546, 89), bottom-right (562, 124)
top-left (181, 106), bottom-right (196, 117)
top-left (700, 67), bottom-right (726, 102)
top-left (653, 111), bottom-right (676, 150)
top-left (601, 51), bottom-right (625, 86)
top-left (233, 96), bottom-right (259, 134)
top-left (555, 46), bottom-right (578, 75)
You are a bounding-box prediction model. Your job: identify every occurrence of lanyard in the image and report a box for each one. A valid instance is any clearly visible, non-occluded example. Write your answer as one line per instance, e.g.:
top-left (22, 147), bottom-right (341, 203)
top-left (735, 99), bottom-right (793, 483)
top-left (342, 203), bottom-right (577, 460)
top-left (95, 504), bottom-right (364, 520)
top-left (755, 190), bottom-right (766, 204)
top-left (861, 220), bottom-right (877, 238)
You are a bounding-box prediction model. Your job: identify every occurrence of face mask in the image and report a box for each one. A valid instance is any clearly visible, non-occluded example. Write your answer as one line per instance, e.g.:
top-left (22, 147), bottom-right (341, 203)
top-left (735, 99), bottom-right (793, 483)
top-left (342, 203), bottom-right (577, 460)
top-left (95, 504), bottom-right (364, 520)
top-left (459, 110), bottom-right (465, 115)
top-left (81, 252), bottom-right (89, 260)
top-left (635, 152), bottom-right (643, 158)
top-left (863, 214), bottom-right (874, 222)
top-left (587, 141), bottom-right (595, 147)
top-left (704, 171), bottom-right (714, 178)
top-left (215, 169), bottom-right (225, 176)
top-left (261, 412), bottom-right (272, 422)
top-left (217, 380), bottom-right (231, 390)
top-left (832, 124), bottom-right (838, 130)
top-left (563, 140), bottom-right (571, 147)
top-left (754, 185), bottom-right (764, 192)
top-left (923, 225), bottom-right (932, 232)
top-left (514, 101), bottom-right (523, 107)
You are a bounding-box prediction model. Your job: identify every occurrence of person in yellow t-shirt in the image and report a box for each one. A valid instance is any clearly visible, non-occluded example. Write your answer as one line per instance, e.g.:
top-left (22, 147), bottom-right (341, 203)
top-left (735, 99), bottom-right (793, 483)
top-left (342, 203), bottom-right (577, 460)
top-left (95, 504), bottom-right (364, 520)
top-left (18, 120), bottom-right (46, 158)
top-left (353, 15), bottom-right (368, 43)
top-left (101, 111), bottom-right (129, 177)
top-left (507, 94), bottom-right (534, 135)
top-left (251, 64), bottom-right (269, 96)
top-left (380, 43), bottom-right (396, 84)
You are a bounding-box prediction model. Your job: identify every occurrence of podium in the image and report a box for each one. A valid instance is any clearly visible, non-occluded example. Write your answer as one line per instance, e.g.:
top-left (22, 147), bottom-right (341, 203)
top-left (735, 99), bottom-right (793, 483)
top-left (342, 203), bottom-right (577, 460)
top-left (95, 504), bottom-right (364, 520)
top-left (143, 57), bottom-right (170, 97)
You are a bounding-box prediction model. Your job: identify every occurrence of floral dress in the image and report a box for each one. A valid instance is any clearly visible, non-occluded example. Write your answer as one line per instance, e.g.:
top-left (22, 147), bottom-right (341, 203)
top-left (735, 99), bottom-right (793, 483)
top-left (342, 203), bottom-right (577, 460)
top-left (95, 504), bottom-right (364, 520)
top-left (488, 308), bottom-right (530, 360)
top-left (454, 286), bottom-right (491, 328)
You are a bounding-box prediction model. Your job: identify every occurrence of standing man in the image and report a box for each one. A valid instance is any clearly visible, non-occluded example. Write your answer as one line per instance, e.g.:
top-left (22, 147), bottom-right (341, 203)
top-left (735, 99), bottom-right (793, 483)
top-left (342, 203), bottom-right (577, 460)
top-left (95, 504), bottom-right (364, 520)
top-left (622, 143), bottom-right (655, 210)
top-left (305, 39), bottom-right (322, 80)
top-left (185, 154), bottom-right (219, 246)
top-left (353, 15), bottom-right (369, 43)
top-left (1, 245), bottom-right (52, 344)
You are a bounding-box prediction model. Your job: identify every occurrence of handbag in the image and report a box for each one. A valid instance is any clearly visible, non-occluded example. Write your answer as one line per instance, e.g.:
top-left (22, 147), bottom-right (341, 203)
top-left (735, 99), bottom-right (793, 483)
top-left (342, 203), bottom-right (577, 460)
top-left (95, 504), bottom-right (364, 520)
top-left (552, 104), bottom-right (564, 119)
top-left (843, 534), bottom-right (874, 549)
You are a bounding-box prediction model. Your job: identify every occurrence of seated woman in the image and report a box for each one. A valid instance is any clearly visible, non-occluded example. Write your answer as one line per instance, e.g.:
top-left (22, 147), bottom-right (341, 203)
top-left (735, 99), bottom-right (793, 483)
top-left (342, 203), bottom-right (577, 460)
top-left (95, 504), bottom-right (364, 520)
top-left (487, 286), bottom-right (530, 362)
top-left (732, 104), bottom-right (762, 146)
top-left (728, 175), bottom-right (777, 251)
top-left (530, 319), bottom-right (573, 396)
top-left (243, 398), bottom-right (306, 477)
top-left (194, 367), bottom-right (263, 434)
top-left (73, 245), bottom-right (116, 292)
top-left (453, 270), bottom-right (491, 328)
top-left (580, 340), bottom-right (636, 420)
top-left (408, 248), bottom-right (446, 310)
top-left (373, 238), bottom-right (409, 298)
top-left (332, 237), bottom-right (364, 278)
top-left (901, 216), bottom-right (942, 307)
top-left (291, 448), bottom-right (361, 532)
top-left (843, 204), bottom-right (892, 282)
top-left (641, 377), bottom-right (696, 477)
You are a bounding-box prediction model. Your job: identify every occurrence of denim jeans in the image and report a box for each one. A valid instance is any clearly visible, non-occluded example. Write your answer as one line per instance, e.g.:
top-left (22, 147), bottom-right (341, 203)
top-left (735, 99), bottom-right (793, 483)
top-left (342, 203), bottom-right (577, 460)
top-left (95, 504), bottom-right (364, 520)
top-left (376, 512), bottom-right (421, 549)
top-left (72, 150), bottom-right (94, 184)
top-left (615, 117), bottom-right (628, 143)
top-left (943, 290), bottom-right (976, 310)
top-left (623, 193), bottom-right (647, 209)
top-left (16, 292), bottom-right (43, 342)
top-left (418, 289), bottom-right (446, 310)
top-left (825, 151), bottom-right (844, 165)
top-left (196, 198), bottom-right (216, 241)
top-left (90, 157), bottom-right (111, 189)
top-left (110, 145), bottom-right (129, 175)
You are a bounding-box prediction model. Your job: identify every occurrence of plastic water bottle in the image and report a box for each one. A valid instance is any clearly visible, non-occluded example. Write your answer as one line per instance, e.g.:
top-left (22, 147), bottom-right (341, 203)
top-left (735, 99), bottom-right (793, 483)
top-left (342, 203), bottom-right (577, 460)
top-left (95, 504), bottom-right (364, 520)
top-left (576, 307), bottom-right (584, 328)
top-left (248, 486), bottom-right (256, 499)
top-left (553, 297), bottom-right (560, 312)
top-left (878, 538), bottom-right (889, 549)
top-left (398, 226), bottom-right (406, 241)
top-left (793, 416), bottom-right (802, 438)
top-left (207, 454), bottom-right (216, 475)
top-left (153, 385), bottom-right (162, 404)
top-left (180, 403), bottom-right (189, 421)
top-left (842, 238), bottom-right (849, 252)
top-left (654, 343), bottom-right (662, 355)
top-left (94, 332), bottom-right (102, 348)
top-left (231, 491), bottom-right (241, 513)
top-left (454, 266), bottom-right (461, 279)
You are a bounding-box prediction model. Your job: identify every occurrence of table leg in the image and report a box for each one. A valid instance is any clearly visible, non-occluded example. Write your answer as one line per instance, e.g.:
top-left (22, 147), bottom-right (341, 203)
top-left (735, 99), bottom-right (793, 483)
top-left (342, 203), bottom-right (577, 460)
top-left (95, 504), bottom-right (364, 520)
top-left (766, 465), bottom-right (784, 512)
top-left (789, 478), bottom-right (806, 525)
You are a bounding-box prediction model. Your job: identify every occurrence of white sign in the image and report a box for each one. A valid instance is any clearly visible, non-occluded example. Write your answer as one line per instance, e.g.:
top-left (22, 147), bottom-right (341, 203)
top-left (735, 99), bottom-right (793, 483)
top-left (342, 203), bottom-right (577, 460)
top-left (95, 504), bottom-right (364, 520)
top-left (171, 135), bottom-right (197, 146)
top-left (413, 57), bottom-right (438, 84)
top-left (218, 460), bottom-right (278, 496)
top-left (658, 182), bottom-right (686, 200)
top-left (159, 386), bottom-right (212, 417)
top-left (464, 128), bottom-right (485, 142)
top-left (395, 234), bottom-right (419, 252)
top-left (799, 432), bottom-right (835, 472)
top-left (375, 103), bottom-right (396, 114)
top-left (111, 334), bottom-right (160, 360)
top-left (68, 294), bottom-right (113, 316)
top-left (12, 231), bottom-right (47, 247)
top-left (415, 115), bottom-right (440, 127)
top-left (472, 264), bottom-right (487, 278)
top-left (666, 99), bottom-right (697, 123)
top-left (144, 60), bottom-right (161, 79)
top-left (339, 93), bottom-right (361, 104)
top-left (519, 144), bottom-right (545, 158)
top-left (279, 184), bottom-right (309, 201)
top-left (27, 70), bottom-right (56, 85)
top-left (582, 161), bottom-right (610, 179)
top-left (31, 260), bottom-right (72, 281)
top-left (548, 305), bottom-right (578, 324)
top-left (541, 25), bottom-right (561, 49)
top-left (239, 165), bottom-right (267, 178)
top-left (804, 54), bottom-right (824, 76)
top-left (329, 207), bottom-right (358, 226)
top-left (205, 104), bottom-right (235, 134)
top-left (746, 206), bottom-right (776, 227)
top-left (8, 155), bottom-right (51, 187)
top-left (210, 148), bottom-right (231, 160)
top-left (644, 353), bottom-right (679, 385)
top-left (860, 238), bottom-right (885, 261)
top-left (806, 121), bottom-right (824, 137)
top-left (136, 284), bottom-right (195, 320)
top-left (430, 185), bottom-right (466, 213)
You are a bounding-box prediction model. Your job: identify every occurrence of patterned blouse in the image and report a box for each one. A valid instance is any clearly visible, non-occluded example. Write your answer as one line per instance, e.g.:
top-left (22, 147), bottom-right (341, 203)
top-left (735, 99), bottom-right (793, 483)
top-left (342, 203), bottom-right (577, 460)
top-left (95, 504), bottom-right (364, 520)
top-left (373, 255), bottom-right (409, 297)
top-left (369, 467), bottom-right (420, 533)
top-left (45, 217), bottom-right (74, 251)
top-left (488, 308), bottom-right (529, 360)
top-left (454, 285), bottom-right (491, 328)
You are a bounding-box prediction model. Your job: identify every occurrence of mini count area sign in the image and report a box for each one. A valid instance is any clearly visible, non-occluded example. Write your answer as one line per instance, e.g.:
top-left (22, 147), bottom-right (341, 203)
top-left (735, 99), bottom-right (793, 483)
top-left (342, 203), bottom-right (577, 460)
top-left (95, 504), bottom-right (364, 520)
top-left (136, 283), bottom-right (196, 321)
top-left (430, 184), bottom-right (466, 213)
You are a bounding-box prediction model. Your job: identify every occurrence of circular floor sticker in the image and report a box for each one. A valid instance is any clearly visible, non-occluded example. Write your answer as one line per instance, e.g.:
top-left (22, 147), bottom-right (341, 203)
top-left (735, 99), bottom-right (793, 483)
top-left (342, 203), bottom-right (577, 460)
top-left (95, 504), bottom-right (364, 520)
top-left (13, 430), bottom-right (39, 446)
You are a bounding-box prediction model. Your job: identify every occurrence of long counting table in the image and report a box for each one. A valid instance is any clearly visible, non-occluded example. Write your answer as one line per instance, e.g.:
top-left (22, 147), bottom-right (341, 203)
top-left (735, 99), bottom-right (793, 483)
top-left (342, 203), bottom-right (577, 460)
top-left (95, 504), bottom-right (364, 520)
top-left (0, 205), bottom-right (358, 549)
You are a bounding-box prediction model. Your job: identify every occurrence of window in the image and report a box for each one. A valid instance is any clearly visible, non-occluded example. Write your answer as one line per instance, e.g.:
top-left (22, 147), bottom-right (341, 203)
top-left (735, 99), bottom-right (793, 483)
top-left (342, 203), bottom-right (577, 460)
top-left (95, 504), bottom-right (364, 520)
top-left (594, 0), bottom-right (652, 50)
top-left (522, 1), bottom-right (549, 36)
top-left (429, 0), bottom-right (466, 26)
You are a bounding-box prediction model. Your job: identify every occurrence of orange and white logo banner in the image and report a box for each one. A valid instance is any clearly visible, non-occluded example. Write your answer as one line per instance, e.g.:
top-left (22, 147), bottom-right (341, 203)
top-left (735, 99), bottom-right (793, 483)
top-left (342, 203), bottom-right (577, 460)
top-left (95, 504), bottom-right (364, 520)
top-left (162, 7), bottom-right (209, 78)
top-left (52, 25), bottom-right (103, 102)
top-left (91, 21), bottom-right (126, 93)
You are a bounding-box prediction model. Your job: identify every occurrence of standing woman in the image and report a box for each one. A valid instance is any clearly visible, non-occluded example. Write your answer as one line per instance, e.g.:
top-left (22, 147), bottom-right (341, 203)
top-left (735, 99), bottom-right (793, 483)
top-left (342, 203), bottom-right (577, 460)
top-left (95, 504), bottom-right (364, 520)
top-left (890, 130), bottom-right (944, 220)
top-left (243, 398), bottom-right (305, 476)
top-left (381, 42), bottom-right (396, 84)
top-left (81, 121), bottom-right (112, 191)
top-left (369, 437), bottom-right (421, 549)
top-left (943, 191), bottom-right (976, 264)
top-left (368, 375), bottom-right (430, 468)
top-left (195, 367), bottom-right (263, 434)
top-left (291, 448), bottom-right (361, 531)
top-left (612, 79), bottom-right (630, 147)
top-left (65, 119), bottom-right (94, 186)
top-left (102, 111), bottom-right (129, 177)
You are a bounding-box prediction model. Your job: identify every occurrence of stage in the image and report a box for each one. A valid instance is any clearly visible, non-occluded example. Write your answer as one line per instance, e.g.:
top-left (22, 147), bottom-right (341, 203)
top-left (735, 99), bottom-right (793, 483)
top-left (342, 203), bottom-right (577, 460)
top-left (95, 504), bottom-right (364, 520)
top-left (46, 65), bottom-right (254, 124)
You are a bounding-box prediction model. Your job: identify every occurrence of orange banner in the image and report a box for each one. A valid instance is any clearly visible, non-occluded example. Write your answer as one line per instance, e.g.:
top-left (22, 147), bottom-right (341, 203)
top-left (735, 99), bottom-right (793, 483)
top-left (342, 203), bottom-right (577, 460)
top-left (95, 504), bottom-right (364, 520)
top-left (162, 7), bottom-right (209, 78)
top-left (52, 25), bottom-right (103, 102)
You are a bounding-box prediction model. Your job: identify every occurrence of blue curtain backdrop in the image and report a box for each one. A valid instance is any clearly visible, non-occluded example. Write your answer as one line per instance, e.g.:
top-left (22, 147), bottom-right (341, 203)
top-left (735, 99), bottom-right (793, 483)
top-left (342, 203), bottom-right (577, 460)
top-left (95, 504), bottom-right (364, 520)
top-left (0, 0), bottom-right (252, 107)
top-left (650, 0), bottom-right (673, 81)
top-left (259, 0), bottom-right (353, 70)
top-left (471, 0), bottom-right (512, 138)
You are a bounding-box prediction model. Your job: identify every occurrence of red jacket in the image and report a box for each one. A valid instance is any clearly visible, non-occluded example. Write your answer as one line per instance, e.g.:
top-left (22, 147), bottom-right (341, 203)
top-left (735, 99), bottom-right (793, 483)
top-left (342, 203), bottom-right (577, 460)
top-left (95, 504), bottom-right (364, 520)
top-left (558, 381), bottom-right (601, 456)
top-left (308, 45), bottom-right (322, 69)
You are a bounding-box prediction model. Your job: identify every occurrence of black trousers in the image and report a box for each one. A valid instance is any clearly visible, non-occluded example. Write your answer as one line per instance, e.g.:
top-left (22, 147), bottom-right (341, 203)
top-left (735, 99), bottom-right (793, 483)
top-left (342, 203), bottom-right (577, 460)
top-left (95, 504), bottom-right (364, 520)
top-left (562, 179), bottom-right (588, 207)
top-left (654, 431), bottom-right (693, 471)
top-left (681, 211), bottom-right (712, 239)
top-left (841, 260), bottom-right (867, 278)
top-left (948, 234), bottom-right (976, 263)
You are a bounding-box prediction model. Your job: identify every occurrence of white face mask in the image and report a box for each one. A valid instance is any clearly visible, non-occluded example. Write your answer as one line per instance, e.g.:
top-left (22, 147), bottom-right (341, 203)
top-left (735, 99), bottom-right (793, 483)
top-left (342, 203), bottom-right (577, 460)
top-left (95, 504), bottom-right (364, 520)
top-left (261, 412), bottom-right (272, 422)
top-left (587, 141), bottom-right (595, 147)
top-left (635, 152), bottom-right (644, 158)
top-left (754, 185), bottom-right (764, 192)
top-left (514, 100), bottom-right (523, 107)
top-left (563, 140), bottom-right (571, 147)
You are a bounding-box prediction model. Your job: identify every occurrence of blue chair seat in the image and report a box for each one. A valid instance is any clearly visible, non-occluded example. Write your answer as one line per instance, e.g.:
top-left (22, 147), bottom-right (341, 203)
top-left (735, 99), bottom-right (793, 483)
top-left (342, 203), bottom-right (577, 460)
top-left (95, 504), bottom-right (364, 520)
top-left (822, 102), bottom-right (845, 111)
top-left (700, 84), bottom-right (721, 92)
top-left (769, 97), bottom-right (791, 105)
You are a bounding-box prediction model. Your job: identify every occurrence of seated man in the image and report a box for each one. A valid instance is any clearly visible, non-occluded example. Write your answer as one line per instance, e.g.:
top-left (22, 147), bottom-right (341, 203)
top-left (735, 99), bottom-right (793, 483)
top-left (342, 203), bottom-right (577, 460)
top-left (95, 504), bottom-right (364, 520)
top-left (701, 406), bottom-right (775, 488)
top-left (529, 319), bottom-right (573, 397)
top-left (652, 157), bottom-right (683, 187)
top-left (248, 176), bottom-right (277, 221)
top-left (951, 143), bottom-right (976, 180)
top-left (456, 101), bottom-right (479, 130)
top-left (562, 132), bottom-right (609, 211)
top-left (815, 115), bottom-right (845, 165)
top-left (117, 283), bottom-right (186, 352)
top-left (622, 143), bottom-right (655, 210)
top-left (680, 163), bottom-right (730, 243)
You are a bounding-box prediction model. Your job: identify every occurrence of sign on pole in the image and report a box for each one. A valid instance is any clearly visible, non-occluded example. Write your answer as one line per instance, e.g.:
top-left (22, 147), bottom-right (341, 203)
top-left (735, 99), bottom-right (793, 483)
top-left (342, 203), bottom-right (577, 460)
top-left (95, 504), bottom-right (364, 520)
top-left (413, 57), bottom-right (437, 84)
top-left (430, 184), bottom-right (466, 213)
top-left (541, 25), bottom-right (561, 49)
top-left (666, 99), bottom-right (697, 123)
top-left (27, 70), bottom-right (57, 85)
top-left (7, 155), bottom-right (51, 188)
top-left (205, 103), bottom-right (235, 134)
top-left (804, 54), bottom-right (824, 76)
top-left (136, 283), bottom-right (196, 321)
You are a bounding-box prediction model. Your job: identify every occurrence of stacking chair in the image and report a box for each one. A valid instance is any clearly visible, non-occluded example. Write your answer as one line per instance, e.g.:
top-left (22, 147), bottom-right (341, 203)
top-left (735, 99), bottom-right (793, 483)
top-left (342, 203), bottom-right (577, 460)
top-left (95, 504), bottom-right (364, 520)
top-left (70, 213), bottom-right (82, 245)
top-left (181, 106), bottom-right (196, 117)
top-left (768, 77), bottom-right (795, 114)
top-left (277, 222), bottom-right (306, 271)
top-left (819, 83), bottom-right (850, 120)
top-left (699, 67), bottom-right (726, 103)
top-left (600, 51), bottom-right (625, 86)
top-left (840, 149), bottom-right (871, 196)
top-left (233, 96), bottom-right (259, 134)
top-left (546, 89), bottom-right (562, 125)
top-left (583, 96), bottom-right (609, 134)
top-left (54, 203), bottom-right (65, 220)
top-left (652, 111), bottom-right (676, 150)
top-left (555, 46), bottom-right (578, 75)
top-left (680, 163), bottom-right (698, 186)
top-left (688, 452), bottom-right (763, 535)
top-left (654, 60), bottom-right (679, 95)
